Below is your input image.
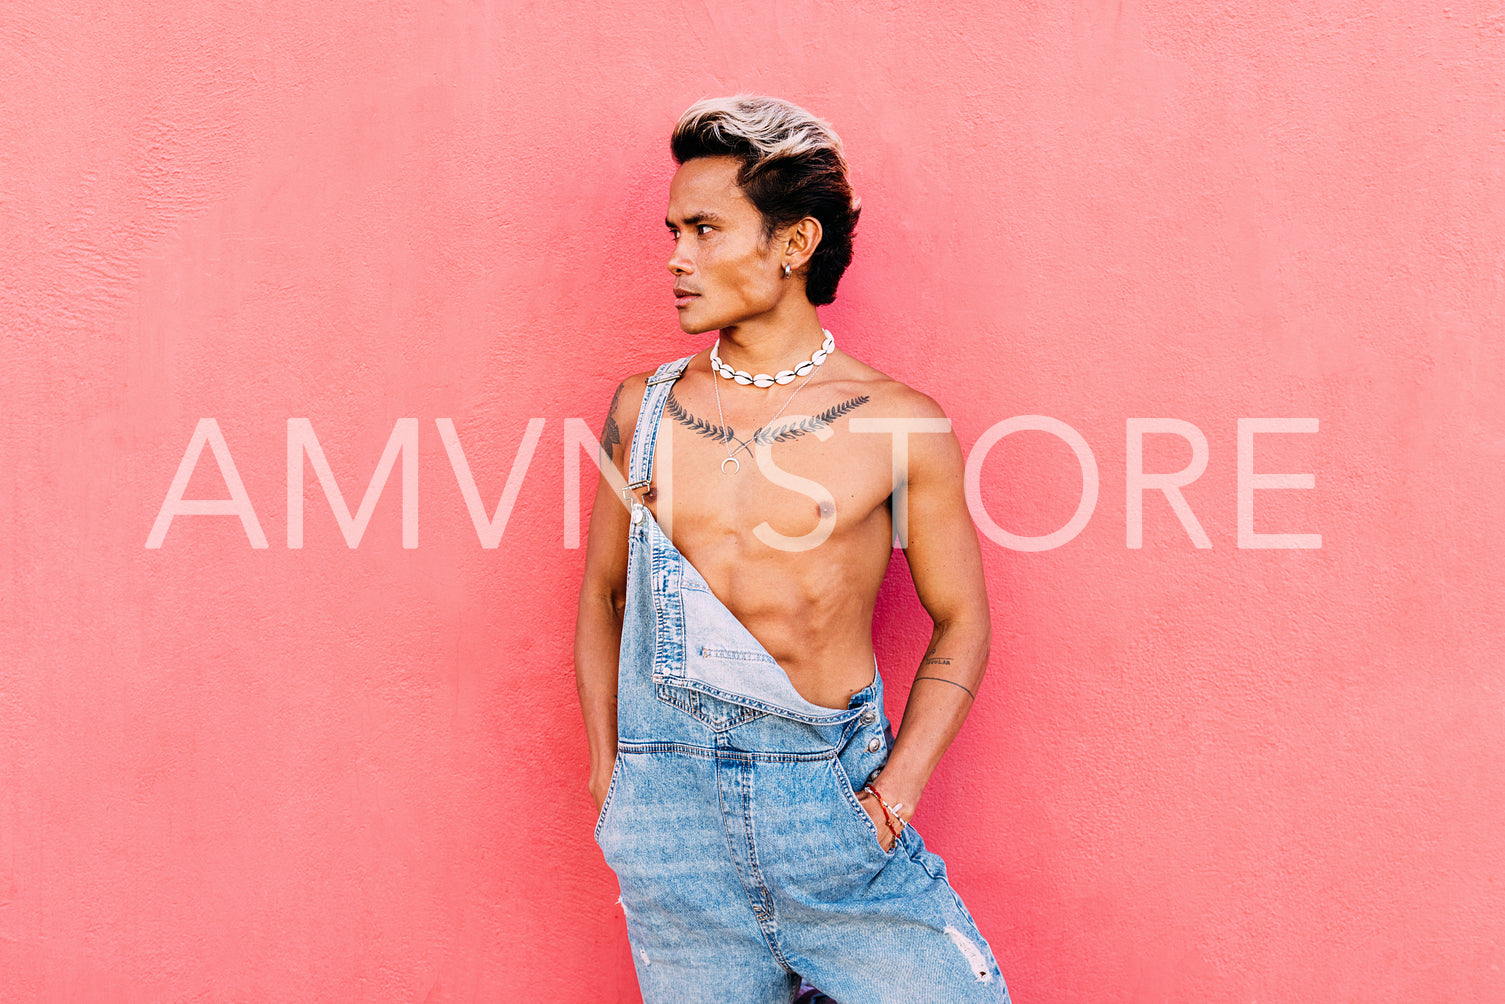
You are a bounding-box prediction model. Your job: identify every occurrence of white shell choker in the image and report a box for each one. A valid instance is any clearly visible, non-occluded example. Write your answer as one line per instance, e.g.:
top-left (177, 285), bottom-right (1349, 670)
top-left (710, 330), bottom-right (835, 387)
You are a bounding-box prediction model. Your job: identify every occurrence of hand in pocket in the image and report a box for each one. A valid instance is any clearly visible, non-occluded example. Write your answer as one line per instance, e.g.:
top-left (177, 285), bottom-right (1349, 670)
top-left (855, 787), bottom-right (899, 852)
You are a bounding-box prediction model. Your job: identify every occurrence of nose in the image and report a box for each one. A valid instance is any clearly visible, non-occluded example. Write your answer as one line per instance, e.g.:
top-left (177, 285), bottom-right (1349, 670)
top-left (667, 239), bottom-right (692, 277)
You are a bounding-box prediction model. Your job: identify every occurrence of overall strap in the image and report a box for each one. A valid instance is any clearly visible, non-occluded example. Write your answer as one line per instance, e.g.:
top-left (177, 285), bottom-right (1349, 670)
top-left (624, 354), bottom-right (695, 495)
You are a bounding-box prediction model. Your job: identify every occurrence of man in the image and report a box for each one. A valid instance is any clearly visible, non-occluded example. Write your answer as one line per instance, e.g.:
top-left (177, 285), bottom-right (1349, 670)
top-left (574, 94), bottom-right (1011, 1003)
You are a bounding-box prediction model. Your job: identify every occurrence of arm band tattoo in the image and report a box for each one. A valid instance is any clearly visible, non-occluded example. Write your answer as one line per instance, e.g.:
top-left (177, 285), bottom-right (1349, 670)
top-left (912, 676), bottom-right (977, 700)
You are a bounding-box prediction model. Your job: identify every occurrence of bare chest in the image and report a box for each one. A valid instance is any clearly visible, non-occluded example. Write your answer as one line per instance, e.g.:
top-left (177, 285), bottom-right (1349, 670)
top-left (639, 391), bottom-right (898, 553)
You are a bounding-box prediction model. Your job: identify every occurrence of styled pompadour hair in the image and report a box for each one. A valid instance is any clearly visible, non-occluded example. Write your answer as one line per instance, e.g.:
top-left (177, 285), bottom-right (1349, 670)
top-left (671, 95), bottom-right (861, 306)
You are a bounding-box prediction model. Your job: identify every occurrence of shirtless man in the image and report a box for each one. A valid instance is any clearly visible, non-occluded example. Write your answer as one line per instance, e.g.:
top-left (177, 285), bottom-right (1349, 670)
top-left (574, 95), bottom-right (1011, 1003)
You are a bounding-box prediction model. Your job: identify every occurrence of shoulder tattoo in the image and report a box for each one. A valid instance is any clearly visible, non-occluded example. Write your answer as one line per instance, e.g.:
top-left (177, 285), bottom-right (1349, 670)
top-left (599, 382), bottom-right (625, 461)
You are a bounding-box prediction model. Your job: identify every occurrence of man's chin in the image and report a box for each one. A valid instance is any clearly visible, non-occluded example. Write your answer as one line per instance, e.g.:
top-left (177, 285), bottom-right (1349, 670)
top-left (676, 313), bottom-right (722, 336)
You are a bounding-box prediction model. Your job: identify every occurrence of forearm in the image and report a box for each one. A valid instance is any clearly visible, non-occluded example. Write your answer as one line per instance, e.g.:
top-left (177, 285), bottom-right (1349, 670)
top-left (574, 592), bottom-right (624, 773)
top-left (871, 616), bottom-right (991, 817)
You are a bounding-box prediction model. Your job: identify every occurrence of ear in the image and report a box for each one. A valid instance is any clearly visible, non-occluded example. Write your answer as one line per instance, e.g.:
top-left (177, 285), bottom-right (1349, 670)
top-left (783, 217), bottom-right (824, 273)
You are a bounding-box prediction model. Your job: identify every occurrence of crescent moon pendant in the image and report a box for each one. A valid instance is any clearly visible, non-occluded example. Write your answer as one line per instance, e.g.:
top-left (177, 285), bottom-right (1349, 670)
top-left (721, 456), bottom-right (741, 475)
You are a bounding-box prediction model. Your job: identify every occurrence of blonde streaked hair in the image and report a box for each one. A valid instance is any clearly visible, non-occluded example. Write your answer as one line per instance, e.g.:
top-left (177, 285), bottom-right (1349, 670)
top-left (671, 94), bottom-right (861, 306)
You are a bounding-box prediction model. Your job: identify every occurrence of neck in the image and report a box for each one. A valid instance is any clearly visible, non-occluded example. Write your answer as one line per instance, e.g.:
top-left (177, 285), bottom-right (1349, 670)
top-left (715, 308), bottom-right (827, 374)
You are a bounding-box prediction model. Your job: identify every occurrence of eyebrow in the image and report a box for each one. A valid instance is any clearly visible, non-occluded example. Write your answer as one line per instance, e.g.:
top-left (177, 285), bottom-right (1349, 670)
top-left (665, 211), bottom-right (729, 229)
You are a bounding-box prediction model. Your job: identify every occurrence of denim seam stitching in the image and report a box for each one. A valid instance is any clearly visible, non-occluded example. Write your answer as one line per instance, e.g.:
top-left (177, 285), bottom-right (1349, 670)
top-left (715, 755), bottom-right (797, 975)
top-left (831, 756), bottom-right (900, 861)
top-left (592, 752), bottom-right (622, 843)
top-left (733, 754), bottom-right (799, 974)
top-left (654, 682), bottom-right (767, 733)
top-left (617, 741), bottom-right (719, 758)
top-left (620, 743), bottom-right (843, 765)
top-left (697, 646), bottom-right (778, 663)
top-left (658, 678), bottom-right (863, 726)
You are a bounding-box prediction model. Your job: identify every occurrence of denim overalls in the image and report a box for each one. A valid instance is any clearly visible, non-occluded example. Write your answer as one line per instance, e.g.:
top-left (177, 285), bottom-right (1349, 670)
top-left (594, 354), bottom-right (1011, 1003)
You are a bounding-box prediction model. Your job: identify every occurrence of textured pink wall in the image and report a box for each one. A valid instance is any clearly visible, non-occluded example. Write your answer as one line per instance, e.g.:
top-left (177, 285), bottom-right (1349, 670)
top-left (3, 1), bottom-right (1502, 1001)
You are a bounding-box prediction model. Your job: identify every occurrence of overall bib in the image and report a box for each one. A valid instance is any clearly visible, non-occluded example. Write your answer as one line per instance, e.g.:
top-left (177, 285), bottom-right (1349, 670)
top-left (594, 354), bottom-right (1011, 1003)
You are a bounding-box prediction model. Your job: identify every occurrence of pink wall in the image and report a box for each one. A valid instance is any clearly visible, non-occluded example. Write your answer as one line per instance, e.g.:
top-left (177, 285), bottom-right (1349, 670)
top-left (3, 1), bottom-right (1502, 1000)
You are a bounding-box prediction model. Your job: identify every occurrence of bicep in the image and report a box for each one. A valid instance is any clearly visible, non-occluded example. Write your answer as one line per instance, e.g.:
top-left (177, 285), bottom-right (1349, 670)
top-left (579, 467), bottom-right (630, 608)
top-left (899, 421), bottom-right (989, 626)
top-left (578, 375), bottom-right (647, 609)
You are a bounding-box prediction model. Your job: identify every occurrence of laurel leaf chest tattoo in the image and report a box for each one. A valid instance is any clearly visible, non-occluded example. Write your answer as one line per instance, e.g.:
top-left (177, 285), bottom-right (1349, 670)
top-left (761, 396), bottom-right (870, 443)
top-left (667, 391), bottom-right (871, 448)
top-left (666, 392), bottom-right (734, 444)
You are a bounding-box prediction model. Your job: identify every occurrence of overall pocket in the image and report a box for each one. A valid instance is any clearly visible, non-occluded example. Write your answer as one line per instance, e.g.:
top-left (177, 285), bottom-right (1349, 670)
top-left (593, 752), bottom-right (623, 844)
top-left (830, 755), bottom-right (901, 862)
top-left (655, 681), bottom-right (768, 732)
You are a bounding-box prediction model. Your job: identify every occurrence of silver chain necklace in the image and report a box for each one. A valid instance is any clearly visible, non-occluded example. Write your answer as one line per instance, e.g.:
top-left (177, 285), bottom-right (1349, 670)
top-left (710, 335), bottom-right (831, 475)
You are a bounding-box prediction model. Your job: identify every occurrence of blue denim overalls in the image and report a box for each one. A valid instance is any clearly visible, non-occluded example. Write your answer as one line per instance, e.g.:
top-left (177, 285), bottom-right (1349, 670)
top-left (594, 354), bottom-right (1011, 1003)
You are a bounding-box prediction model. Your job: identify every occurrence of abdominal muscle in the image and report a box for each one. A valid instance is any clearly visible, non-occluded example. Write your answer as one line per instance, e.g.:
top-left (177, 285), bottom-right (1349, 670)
top-left (646, 490), bottom-right (895, 710)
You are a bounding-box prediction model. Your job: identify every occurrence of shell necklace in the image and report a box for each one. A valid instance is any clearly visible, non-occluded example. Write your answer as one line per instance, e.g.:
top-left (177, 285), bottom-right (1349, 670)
top-left (710, 329), bottom-right (835, 386)
top-left (711, 332), bottom-right (833, 475)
